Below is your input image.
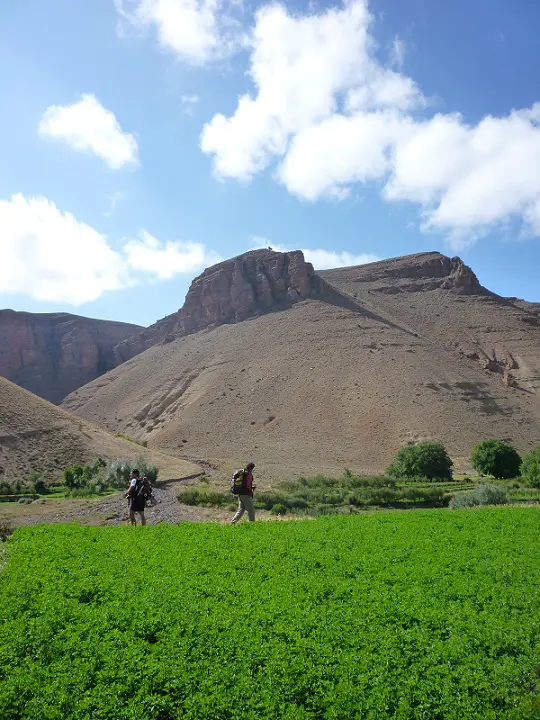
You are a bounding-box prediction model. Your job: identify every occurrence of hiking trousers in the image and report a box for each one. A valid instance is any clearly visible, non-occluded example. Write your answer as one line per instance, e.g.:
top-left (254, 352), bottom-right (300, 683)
top-left (232, 495), bottom-right (255, 523)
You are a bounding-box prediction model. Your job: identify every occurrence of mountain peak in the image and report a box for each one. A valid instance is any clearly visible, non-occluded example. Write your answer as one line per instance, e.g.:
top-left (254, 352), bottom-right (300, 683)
top-left (113, 248), bottom-right (321, 362)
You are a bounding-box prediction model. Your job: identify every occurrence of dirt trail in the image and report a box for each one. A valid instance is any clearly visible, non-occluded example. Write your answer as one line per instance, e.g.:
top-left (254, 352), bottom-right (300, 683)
top-left (0, 479), bottom-right (233, 528)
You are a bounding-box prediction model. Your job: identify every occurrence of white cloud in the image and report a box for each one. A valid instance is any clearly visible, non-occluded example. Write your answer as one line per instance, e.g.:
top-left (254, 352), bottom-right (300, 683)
top-left (303, 248), bottom-right (380, 269)
top-left (390, 36), bottom-right (405, 71)
top-left (123, 230), bottom-right (220, 279)
top-left (200, 0), bottom-right (423, 181)
top-left (200, 0), bottom-right (540, 245)
top-left (0, 194), bottom-right (127, 305)
top-left (0, 195), bottom-right (219, 305)
top-left (181, 94), bottom-right (200, 116)
top-left (386, 107), bottom-right (540, 240)
top-left (115, 0), bottom-right (244, 65)
top-left (250, 238), bottom-right (379, 269)
top-left (278, 111), bottom-right (409, 200)
top-left (39, 95), bottom-right (138, 169)
top-left (103, 191), bottom-right (126, 218)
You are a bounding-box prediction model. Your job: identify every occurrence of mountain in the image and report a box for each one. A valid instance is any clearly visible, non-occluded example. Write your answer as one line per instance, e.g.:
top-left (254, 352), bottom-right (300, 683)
top-left (62, 250), bottom-right (540, 477)
top-left (0, 310), bottom-right (143, 404)
top-left (0, 376), bottom-right (200, 481)
top-left (112, 249), bottom-right (320, 363)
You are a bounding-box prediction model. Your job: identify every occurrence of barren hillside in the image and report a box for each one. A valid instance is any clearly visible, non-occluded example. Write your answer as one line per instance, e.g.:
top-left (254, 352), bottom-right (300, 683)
top-left (63, 250), bottom-right (540, 477)
top-left (0, 377), bottom-right (200, 480)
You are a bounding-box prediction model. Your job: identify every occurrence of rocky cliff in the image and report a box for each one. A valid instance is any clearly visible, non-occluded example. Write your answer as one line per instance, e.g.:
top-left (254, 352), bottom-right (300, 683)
top-left (114, 249), bottom-right (322, 362)
top-left (0, 310), bottom-right (143, 404)
top-left (325, 251), bottom-right (484, 295)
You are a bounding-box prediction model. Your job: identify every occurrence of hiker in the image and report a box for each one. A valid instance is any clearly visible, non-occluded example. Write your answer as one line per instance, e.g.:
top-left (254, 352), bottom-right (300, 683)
top-left (231, 462), bottom-right (256, 524)
top-left (125, 469), bottom-right (147, 526)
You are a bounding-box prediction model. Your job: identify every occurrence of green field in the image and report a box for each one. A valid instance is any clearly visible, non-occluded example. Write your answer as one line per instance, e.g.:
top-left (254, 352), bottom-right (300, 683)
top-left (1, 509), bottom-right (540, 719)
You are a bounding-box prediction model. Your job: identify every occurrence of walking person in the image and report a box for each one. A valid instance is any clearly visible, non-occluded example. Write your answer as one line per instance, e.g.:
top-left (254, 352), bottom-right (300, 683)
top-left (230, 462), bottom-right (256, 524)
top-left (125, 469), bottom-right (147, 526)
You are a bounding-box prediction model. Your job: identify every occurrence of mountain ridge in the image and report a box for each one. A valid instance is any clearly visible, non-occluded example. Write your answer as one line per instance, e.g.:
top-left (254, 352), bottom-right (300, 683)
top-left (0, 309), bottom-right (143, 404)
top-left (62, 249), bottom-right (540, 477)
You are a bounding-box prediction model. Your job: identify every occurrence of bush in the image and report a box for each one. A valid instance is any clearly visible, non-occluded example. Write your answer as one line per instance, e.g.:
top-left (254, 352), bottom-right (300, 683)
top-left (449, 484), bottom-right (507, 510)
top-left (344, 474), bottom-right (397, 489)
top-left (33, 478), bottom-right (48, 495)
top-left (471, 440), bottom-right (521, 480)
top-left (177, 489), bottom-right (230, 507)
top-left (521, 447), bottom-right (540, 488)
top-left (270, 504), bottom-right (288, 515)
top-left (106, 459), bottom-right (158, 489)
top-left (63, 465), bottom-right (86, 489)
top-left (401, 486), bottom-right (446, 504)
top-left (0, 520), bottom-right (13, 541)
top-left (387, 442), bottom-right (453, 480)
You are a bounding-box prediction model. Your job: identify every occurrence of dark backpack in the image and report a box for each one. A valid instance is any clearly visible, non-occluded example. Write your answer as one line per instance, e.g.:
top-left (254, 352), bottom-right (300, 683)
top-left (230, 469), bottom-right (246, 495)
top-left (131, 477), bottom-right (151, 500)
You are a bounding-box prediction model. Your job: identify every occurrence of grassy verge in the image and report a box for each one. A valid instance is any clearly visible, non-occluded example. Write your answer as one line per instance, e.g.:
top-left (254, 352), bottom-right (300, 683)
top-left (177, 471), bottom-right (540, 516)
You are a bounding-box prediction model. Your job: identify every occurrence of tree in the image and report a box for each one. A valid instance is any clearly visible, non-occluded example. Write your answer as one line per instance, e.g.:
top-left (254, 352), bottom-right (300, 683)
top-left (521, 447), bottom-right (540, 488)
top-left (470, 440), bottom-right (521, 480)
top-left (63, 465), bottom-right (86, 489)
top-left (387, 442), bottom-right (453, 480)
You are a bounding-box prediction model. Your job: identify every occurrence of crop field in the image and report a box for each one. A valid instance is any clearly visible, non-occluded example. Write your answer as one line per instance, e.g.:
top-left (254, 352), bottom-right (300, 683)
top-left (1, 509), bottom-right (540, 719)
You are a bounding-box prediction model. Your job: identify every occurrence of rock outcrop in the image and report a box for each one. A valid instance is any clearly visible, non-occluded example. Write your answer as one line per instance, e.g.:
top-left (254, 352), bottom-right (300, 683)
top-left (330, 252), bottom-right (484, 295)
top-left (114, 249), bottom-right (322, 362)
top-left (0, 310), bottom-right (142, 404)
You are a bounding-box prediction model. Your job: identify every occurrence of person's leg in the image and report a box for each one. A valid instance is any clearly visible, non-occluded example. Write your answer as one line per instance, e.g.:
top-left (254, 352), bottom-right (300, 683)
top-left (129, 508), bottom-right (137, 525)
top-left (231, 497), bottom-right (245, 524)
top-left (139, 511), bottom-right (147, 527)
top-left (243, 496), bottom-right (256, 522)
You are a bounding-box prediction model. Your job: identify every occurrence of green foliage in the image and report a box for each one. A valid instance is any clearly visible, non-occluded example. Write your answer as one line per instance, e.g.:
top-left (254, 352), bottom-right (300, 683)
top-left (106, 458), bottom-right (158, 488)
top-left (521, 447), bottom-right (540, 488)
top-left (181, 471), bottom-right (447, 515)
top-left (270, 503), bottom-right (287, 515)
top-left (449, 484), bottom-right (508, 509)
top-left (471, 440), bottom-right (521, 479)
top-left (1, 511), bottom-right (539, 718)
top-left (387, 442), bottom-right (453, 480)
top-left (0, 520), bottom-right (13, 541)
top-left (62, 465), bottom-right (86, 489)
top-left (177, 489), bottom-right (231, 506)
top-left (33, 478), bottom-right (48, 495)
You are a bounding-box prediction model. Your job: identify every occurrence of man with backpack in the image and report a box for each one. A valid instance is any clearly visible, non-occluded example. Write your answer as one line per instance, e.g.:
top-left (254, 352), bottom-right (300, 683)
top-left (230, 462), bottom-right (256, 524)
top-left (125, 469), bottom-right (148, 526)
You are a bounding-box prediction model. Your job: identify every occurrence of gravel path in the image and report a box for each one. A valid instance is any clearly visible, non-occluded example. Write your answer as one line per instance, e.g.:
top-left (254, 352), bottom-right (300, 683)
top-left (2, 480), bottom-right (234, 528)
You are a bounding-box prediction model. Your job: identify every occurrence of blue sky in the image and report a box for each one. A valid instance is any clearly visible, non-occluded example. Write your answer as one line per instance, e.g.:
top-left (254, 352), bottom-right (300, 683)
top-left (1, 0), bottom-right (540, 326)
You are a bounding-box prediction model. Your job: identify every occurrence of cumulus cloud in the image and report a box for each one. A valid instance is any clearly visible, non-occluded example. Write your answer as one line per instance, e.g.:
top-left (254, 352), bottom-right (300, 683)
top-left (124, 230), bottom-right (220, 279)
top-left (0, 194), bottom-right (127, 305)
top-left (200, 0), bottom-right (422, 181)
top-left (39, 95), bottom-right (139, 169)
top-left (115, 0), bottom-right (244, 64)
top-left (250, 238), bottom-right (379, 269)
top-left (0, 195), bottom-right (218, 306)
top-left (200, 0), bottom-right (540, 245)
top-left (386, 107), bottom-right (540, 239)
